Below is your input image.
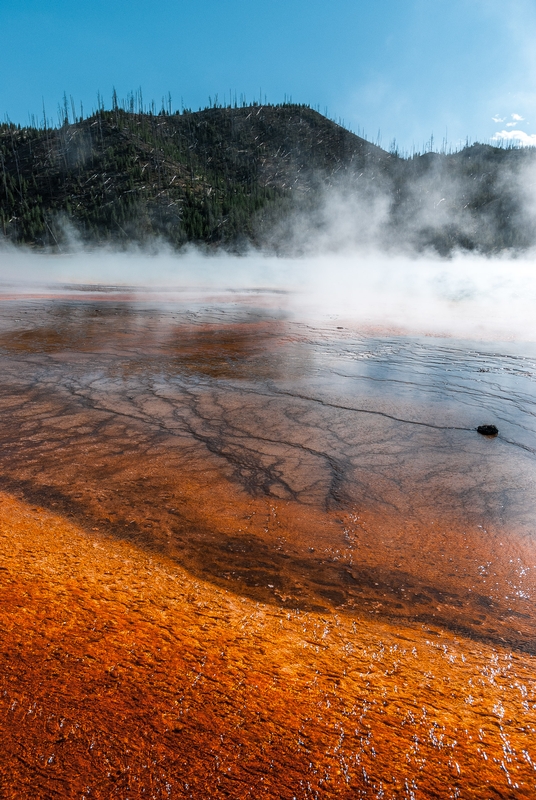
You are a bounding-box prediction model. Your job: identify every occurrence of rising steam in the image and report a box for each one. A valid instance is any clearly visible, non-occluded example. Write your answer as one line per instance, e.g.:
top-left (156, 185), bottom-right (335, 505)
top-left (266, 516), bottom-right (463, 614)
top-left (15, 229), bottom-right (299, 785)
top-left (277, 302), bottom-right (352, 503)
top-left (1, 149), bottom-right (536, 342)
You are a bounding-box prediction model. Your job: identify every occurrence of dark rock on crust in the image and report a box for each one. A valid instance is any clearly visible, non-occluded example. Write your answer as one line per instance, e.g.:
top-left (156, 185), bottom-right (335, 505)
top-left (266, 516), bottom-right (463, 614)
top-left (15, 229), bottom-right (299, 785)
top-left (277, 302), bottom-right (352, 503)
top-left (477, 425), bottom-right (499, 437)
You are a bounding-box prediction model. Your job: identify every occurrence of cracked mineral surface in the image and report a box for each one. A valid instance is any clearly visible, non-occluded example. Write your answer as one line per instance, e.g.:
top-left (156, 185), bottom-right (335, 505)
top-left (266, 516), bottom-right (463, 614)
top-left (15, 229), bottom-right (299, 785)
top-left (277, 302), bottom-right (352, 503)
top-left (0, 287), bottom-right (535, 798)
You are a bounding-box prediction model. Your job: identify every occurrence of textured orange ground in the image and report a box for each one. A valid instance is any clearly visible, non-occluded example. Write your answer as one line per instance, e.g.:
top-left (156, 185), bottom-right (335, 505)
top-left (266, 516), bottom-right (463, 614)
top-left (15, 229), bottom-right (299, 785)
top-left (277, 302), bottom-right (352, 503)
top-left (1, 492), bottom-right (536, 799)
top-left (0, 295), bottom-right (535, 798)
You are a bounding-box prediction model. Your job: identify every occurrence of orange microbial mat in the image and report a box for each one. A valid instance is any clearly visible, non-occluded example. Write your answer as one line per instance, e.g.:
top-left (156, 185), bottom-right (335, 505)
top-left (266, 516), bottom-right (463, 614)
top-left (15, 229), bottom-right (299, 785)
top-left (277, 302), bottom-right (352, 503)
top-left (0, 290), bottom-right (535, 799)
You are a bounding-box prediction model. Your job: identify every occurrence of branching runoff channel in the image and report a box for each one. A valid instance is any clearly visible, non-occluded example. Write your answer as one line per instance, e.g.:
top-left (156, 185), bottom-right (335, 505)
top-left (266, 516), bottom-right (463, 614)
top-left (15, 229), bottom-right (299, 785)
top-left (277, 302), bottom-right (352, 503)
top-left (0, 292), bottom-right (535, 655)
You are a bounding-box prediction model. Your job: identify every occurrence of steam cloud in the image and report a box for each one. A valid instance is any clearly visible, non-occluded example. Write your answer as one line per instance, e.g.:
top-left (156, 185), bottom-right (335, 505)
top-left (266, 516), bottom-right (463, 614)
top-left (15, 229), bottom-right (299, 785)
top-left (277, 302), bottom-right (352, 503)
top-left (2, 150), bottom-right (536, 342)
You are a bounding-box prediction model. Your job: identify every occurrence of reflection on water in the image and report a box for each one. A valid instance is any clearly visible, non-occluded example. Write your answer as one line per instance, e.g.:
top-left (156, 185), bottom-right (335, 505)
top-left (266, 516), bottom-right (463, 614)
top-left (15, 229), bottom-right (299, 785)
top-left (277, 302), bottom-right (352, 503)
top-left (0, 287), bottom-right (535, 798)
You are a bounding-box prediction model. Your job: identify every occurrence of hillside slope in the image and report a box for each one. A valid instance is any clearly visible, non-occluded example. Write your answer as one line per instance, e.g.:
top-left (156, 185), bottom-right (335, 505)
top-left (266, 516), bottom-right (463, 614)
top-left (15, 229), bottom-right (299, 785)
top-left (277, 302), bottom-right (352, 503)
top-left (0, 104), bottom-right (388, 249)
top-left (1, 104), bottom-right (536, 253)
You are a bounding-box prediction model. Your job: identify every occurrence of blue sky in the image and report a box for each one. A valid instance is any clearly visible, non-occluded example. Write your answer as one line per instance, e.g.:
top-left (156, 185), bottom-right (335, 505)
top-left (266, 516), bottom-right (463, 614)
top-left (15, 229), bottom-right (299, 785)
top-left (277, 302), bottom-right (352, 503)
top-left (1, 0), bottom-right (536, 151)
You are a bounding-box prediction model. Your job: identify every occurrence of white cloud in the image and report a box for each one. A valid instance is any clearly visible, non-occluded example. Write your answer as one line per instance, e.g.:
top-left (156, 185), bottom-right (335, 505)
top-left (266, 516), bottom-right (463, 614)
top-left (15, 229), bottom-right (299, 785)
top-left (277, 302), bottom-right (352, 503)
top-left (492, 113), bottom-right (525, 128)
top-left (492, 129), bottom-right (536, 145)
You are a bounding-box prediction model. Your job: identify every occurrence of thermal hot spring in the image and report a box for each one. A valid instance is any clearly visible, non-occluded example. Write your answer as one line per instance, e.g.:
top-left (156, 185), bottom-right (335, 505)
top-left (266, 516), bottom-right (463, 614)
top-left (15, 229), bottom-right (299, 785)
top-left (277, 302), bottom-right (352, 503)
top-left (0, 260), bottom-right (535, 798)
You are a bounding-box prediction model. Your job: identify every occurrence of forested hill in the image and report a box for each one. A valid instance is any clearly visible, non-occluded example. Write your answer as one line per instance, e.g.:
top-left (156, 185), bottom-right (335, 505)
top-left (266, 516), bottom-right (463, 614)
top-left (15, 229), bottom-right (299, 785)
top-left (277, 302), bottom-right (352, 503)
top-left (1, 102), bottom-right (536, 253)
top-left (0, 104), bottom-right (387, 249)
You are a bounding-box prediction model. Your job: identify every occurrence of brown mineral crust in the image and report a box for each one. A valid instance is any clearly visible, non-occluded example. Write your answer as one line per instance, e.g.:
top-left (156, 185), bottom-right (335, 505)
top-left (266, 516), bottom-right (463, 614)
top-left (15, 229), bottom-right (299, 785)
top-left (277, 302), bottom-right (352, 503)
top-left (0, 295), bottom-right (535, 797)
top-left (0, 424), bottom-right (532, 652)
top-left (1, 492), bottom-right (536, 800)
top-left (0, 391), bottom-right (534, 653)
top-left (0, 299), bottom-right (533, 651)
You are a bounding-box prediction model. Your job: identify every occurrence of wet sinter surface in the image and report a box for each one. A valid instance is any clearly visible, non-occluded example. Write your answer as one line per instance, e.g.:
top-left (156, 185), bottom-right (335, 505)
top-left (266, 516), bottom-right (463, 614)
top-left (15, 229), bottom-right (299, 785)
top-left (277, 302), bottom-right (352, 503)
top-left (0, 289), bottom-right (536, 798)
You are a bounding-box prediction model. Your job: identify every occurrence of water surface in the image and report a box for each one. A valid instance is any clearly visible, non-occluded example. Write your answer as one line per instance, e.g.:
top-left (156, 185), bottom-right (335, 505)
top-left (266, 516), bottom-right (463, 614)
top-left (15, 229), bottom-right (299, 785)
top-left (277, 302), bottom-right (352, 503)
top-left (0, 286), bottom-right (535, 798)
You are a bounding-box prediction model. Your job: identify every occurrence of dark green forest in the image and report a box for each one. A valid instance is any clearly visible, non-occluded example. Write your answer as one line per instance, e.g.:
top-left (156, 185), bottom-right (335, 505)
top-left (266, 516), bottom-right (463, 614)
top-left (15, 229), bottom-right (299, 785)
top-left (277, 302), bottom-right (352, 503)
top-left (1, 101), bottom-right (536, 254)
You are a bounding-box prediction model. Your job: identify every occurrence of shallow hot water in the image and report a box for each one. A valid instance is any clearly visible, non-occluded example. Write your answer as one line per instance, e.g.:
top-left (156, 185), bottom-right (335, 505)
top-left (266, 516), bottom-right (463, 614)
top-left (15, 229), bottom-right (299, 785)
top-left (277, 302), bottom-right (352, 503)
top-left (0, 287), bottom-right (535, 798)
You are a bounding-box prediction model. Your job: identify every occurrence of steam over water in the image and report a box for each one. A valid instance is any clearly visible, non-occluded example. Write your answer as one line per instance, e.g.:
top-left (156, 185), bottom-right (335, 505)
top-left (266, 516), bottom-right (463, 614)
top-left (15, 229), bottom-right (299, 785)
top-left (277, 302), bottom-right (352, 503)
top-left (2, 246), bottom-right (536, 339)
top-left (1, 250), bottom-right (536, 797)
